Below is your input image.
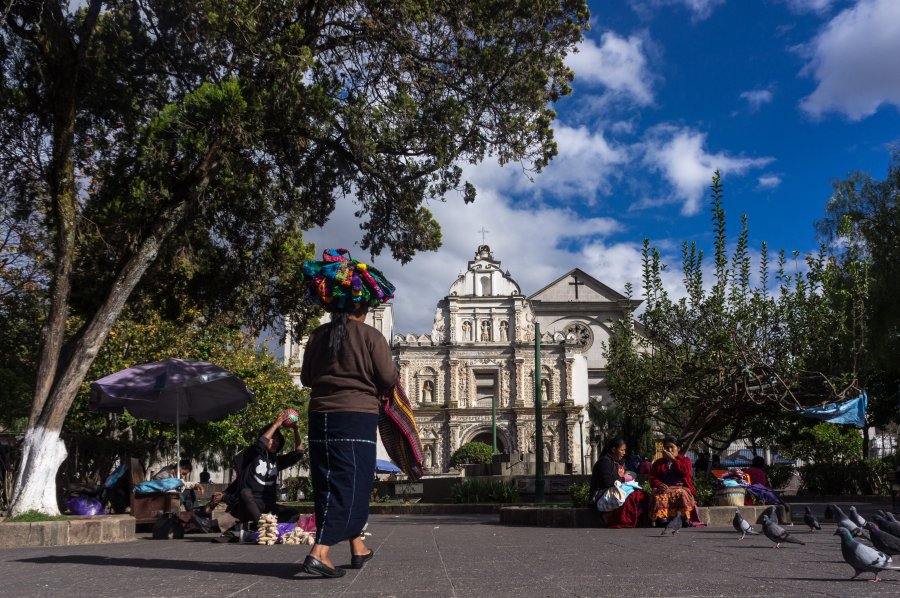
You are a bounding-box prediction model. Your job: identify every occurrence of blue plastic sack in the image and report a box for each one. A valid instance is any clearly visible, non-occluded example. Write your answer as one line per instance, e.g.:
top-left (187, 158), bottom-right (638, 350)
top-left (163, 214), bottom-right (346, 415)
top-left (104, 463), bottom-right (128, 489)
top-left (66, 495), bottom-right (108, 516)
top-left (133, 478), bottom-right (183, 494)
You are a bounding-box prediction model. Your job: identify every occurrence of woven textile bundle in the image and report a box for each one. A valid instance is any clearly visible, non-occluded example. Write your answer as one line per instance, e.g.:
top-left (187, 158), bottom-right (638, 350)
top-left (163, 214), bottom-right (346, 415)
top-left (378, 380), bottom-right (425, 480)
top-left (301, 248), bottom-right (395, 313)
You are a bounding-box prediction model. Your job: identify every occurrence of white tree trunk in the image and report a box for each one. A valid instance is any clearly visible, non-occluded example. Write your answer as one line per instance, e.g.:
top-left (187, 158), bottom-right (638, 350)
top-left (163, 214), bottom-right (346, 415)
top-left (8, 427), bottom-right (68, 516)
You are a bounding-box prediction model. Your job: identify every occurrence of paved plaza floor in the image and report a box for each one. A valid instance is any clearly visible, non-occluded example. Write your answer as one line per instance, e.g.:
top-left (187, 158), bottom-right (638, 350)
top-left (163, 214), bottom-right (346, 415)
top-left (2, 513), bottom-right (899, 597)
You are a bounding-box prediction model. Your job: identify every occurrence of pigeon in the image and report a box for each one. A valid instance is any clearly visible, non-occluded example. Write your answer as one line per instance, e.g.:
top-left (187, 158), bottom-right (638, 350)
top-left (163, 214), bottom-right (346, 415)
top-left (850, 506), bottom-right (867, 528)
top-left (762, 514), bottom-right (805, 548)
top-left (865, 522), bottom-right (900, 556)
top-left (887, 512), bottom-right (899, 523)
top-left (732, 509), bottom-right (758, 540)
top-left (831, 504), bottom-right (865, 537)
top-left (876, 510), bottom-right (887, 519)
top-left (873, 514), bottom-right (900, 539)
top-left (834, 527), bottom-right (900, 582)
top-left (803, 506), bottom-right (822, 532)
top-left (661, 512), bottom-right (683, 536)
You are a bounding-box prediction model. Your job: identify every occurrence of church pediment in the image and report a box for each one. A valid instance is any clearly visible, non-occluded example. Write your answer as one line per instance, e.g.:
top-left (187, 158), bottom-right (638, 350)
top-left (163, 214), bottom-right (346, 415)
top-left (529, 268), bottom-right (630, 304)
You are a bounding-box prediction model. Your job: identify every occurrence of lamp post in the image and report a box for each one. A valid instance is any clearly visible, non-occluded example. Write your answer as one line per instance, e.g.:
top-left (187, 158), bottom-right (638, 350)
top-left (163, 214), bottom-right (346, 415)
top-left (534, 323), bottom-right (545, 503)
top-left (491, 393), bottom-right (498, 455)
top-left (577, 412), bottom-right (586, 476)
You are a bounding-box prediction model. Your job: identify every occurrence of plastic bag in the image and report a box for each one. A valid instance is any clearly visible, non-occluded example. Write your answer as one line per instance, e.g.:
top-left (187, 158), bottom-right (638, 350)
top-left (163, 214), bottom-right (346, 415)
top-left (66, 495), bottom-right (108, 516)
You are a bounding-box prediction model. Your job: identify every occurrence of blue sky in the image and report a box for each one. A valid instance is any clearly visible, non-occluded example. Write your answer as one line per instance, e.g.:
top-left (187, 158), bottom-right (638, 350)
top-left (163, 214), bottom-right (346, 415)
top-left (306, 0), bottom-right (900, 333)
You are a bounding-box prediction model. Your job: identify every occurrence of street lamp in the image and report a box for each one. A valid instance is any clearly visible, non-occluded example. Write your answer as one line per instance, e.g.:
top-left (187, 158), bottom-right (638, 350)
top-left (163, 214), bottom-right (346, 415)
top-left (577, 412), bottom-right (586, 476)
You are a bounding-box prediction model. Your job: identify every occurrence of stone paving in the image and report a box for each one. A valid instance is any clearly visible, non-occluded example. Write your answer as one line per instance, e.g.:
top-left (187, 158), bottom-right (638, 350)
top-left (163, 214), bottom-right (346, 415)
top-left (1, 513), bottom-right (899, 597)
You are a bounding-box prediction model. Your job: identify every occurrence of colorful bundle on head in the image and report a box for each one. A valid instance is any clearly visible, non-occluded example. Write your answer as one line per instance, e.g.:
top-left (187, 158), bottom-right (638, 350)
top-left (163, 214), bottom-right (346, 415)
top-left (301, 248), bottom-right (395, 312)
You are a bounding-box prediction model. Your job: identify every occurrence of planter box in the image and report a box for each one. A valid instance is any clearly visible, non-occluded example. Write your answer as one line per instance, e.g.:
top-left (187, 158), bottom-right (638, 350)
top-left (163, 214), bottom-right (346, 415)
top-left (0, 514), bottom-right (135, 548)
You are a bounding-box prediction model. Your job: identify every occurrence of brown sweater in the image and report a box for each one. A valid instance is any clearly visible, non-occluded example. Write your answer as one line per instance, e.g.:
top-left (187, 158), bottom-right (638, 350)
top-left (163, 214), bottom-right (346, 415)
top-left (301, 319), bottom-right (396, 415)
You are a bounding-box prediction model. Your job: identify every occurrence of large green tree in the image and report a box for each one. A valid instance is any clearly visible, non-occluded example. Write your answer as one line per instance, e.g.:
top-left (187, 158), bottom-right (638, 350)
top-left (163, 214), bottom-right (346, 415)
top-left (60, 308), bottom-right (307, 489)
top-left (1, 0), bottom-right (588, 514)
top-left (816, 153), bottom-right (900, 446)
top-left (605, 173), bottom-right (865, 450)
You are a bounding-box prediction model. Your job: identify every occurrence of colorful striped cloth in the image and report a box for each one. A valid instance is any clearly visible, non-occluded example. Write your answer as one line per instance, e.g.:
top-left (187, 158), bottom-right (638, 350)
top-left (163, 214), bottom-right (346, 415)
top-left (378, 381), bottom-right (425, 480)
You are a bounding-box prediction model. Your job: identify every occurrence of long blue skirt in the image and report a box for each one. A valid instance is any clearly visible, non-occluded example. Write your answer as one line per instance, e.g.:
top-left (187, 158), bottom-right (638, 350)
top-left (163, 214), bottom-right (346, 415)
top-left (308, 411), bottom-right (378, 546)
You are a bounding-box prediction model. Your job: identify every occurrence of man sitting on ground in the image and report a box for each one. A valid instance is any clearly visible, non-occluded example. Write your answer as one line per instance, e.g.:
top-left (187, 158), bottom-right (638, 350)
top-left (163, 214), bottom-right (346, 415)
top-left (214, 411), bottom-right (305, 542)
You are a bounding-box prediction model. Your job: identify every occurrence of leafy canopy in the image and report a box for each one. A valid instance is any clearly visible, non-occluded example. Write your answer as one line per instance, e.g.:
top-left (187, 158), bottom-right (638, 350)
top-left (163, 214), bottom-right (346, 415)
top-left (605, 172), bottom-right (865, 450)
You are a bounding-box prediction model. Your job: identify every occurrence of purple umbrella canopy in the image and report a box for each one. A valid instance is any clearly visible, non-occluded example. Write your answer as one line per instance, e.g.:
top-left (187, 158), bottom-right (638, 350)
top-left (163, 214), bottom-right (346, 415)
top-left (89, 358), bottom-right (256, 424)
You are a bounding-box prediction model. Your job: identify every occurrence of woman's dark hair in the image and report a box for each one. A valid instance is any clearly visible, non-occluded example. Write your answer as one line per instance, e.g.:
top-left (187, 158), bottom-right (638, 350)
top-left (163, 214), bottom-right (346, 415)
top-left (604, 437), bottom-right (627, 455)
top-left (751, 455), bottom-right (766, 468)
top-left (328, 307), bottom-right (369, 358)
top-left (662, 436), bottom-right (679, 448)
top-left (177, 459), bottom-right (193, 471)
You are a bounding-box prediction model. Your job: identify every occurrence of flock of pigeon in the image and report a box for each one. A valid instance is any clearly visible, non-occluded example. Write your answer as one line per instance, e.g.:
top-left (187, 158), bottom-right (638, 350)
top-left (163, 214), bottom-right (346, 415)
top-left (728, 504), bottom-right (900, 582)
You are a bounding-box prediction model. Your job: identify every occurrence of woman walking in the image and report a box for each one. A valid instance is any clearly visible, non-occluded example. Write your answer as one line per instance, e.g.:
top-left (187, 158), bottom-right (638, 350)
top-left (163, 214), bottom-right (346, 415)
top-left (299, 248), bottom-right (396, 578)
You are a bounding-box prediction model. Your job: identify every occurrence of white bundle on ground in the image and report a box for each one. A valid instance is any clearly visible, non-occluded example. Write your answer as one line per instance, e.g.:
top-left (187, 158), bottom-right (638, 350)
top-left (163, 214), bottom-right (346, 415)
top-left (256, 513), bottom-right (279, 545)
top-left (281, 527), bottom-right (315, 545)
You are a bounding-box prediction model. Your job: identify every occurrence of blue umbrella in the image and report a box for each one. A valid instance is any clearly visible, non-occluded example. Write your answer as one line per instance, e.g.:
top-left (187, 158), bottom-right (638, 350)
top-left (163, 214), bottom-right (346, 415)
top-left (375, 459), bottom-right (402, 473)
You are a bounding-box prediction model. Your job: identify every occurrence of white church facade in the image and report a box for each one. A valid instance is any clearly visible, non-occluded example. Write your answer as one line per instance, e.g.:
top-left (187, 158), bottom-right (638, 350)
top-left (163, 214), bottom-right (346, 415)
top-left (284, 244), bottom-right (639, 474)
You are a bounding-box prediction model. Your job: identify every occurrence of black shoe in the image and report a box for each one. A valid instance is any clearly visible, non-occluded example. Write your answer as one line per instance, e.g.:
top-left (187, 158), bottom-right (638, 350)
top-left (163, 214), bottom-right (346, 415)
top-left (301, 556), bottom-right (346, 578)
top-left (350, 551), bottom-right (374, 569)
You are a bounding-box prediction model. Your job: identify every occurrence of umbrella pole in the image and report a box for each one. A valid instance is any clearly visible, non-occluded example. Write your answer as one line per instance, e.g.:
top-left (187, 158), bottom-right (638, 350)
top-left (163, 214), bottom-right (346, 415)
top-left (176, 389), bottom-right (181, 482)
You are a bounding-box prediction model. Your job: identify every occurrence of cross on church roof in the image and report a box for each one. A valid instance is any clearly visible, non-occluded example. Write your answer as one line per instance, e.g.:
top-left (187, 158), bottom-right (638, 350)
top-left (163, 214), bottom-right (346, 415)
top-left (569, 275), bottom-right (584, 299)
top-left (478, 226), bottom-right (489, 243)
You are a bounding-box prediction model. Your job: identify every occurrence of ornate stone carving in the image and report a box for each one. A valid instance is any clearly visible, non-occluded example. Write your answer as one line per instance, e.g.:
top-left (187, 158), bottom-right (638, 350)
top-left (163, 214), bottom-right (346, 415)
top-left (480, 319), bottom-right (491, 341)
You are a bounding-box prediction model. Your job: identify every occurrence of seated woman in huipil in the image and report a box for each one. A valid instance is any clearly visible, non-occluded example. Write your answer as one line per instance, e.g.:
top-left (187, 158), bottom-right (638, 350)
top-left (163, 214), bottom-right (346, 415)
top-left (588, 437), bottom-right (647, 528)
top-left (648, 436), bottom-right (697, 526)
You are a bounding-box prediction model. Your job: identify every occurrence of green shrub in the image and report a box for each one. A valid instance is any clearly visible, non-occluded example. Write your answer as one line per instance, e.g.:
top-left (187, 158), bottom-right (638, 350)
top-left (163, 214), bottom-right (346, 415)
top-left (692, 471), bottom-right (717, 507)
top-left (570, 483), bottom-right (591, 508)
top-left (781, 423), bottom-right (862, 465)
top-left (448, 442), bottom-right (494, 468)
top-left (450, 479), bottom-right (519, 503)
top-left (283, 476), bottom-right (312, 501)
top-left (797, 458), bottom-right (893, 495)
top-left (767, 464), bottom-right (795, 490)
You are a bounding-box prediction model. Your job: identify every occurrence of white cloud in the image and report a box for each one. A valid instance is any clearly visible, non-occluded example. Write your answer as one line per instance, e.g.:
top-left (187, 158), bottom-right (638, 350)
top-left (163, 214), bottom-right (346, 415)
top-left (304, 180), bottom-right (645, 332)
top-left (631, 0), bottom-right (726, 21)
top-left (799, 0), bottom-right (900, 120)
top-left (567, 31), bottom-right (655, 106)
top-left (781, 0), bottom-right (838, 14)
top-left (757, 174), bottom-right (783, 189)
top-left (462, 124), bottom-right (629, 205)
top-left (739, 88), bottom-right (774, 112)
top-left (642, 125), bottom-right (774, 215)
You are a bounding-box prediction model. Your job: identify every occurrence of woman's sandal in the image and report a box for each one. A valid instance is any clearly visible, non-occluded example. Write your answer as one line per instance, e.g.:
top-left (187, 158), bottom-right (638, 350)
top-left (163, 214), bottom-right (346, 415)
top-left (301, 555), bottom-right (346, 578)
top-left (350, 550), bottom-right (374, 569)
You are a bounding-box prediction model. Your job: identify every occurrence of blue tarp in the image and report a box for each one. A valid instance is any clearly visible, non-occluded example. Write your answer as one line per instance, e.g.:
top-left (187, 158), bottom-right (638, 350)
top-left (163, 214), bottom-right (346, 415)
top-left (133, 478), bottom-right (184, 494)
top-left (375, 459), bottom-right (402, 473)
top-left (797, 391), bottom-right (867, 428)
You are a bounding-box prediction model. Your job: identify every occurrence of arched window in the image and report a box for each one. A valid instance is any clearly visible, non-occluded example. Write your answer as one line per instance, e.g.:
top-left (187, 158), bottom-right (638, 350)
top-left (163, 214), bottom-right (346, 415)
top-left (480, 274), bottom-right (492, 296)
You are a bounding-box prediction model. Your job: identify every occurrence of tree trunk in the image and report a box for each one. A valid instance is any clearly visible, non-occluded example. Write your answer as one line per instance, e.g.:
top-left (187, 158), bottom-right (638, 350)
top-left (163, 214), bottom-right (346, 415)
top-left (8, 427), bottom-right (68, 515)
top-left (7, 147), bottom-right (219, 517)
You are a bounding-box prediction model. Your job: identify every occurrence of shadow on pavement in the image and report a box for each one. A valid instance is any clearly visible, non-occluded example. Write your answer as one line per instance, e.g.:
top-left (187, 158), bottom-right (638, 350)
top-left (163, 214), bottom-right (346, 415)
top-left (15, 555), bottom-right (318, 580)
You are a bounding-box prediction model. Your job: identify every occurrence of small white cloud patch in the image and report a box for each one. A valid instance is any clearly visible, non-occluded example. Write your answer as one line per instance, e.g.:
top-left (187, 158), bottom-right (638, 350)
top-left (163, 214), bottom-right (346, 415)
top-left (799, 0), bottom-right (900, 120)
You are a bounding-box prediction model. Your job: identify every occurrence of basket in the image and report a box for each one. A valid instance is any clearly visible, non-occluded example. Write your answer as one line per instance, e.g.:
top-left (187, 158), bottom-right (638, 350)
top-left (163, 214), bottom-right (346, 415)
top-left (714, 487), bottom-right (746, 507)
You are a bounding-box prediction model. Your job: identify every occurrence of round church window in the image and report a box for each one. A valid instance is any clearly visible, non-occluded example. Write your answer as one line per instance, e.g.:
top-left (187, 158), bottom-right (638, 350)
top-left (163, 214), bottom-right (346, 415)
top-left (563, 323), bottom-right (593, 350)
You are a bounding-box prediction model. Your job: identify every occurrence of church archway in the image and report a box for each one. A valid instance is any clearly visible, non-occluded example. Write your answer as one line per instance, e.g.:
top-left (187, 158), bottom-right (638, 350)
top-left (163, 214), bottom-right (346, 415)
top-left (465, 426), bottom-right (512, 454)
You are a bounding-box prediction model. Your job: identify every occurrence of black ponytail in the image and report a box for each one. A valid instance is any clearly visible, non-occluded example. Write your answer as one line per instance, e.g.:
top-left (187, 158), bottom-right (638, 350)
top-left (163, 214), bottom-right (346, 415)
top-left (328, 312), bottom-right (350, 358)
